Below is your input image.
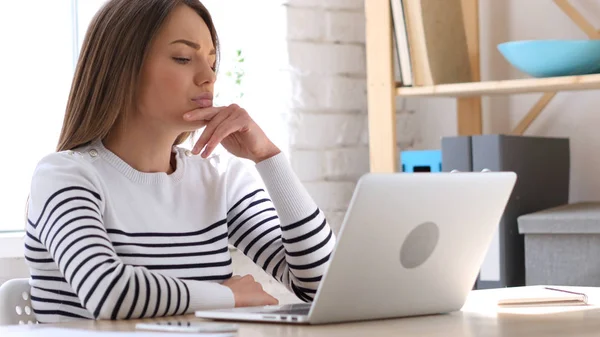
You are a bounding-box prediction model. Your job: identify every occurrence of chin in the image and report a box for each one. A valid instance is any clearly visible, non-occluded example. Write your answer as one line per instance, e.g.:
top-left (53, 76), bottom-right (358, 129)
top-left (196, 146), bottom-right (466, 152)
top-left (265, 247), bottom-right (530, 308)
top-left (178, 119), bottom-right (207, 131)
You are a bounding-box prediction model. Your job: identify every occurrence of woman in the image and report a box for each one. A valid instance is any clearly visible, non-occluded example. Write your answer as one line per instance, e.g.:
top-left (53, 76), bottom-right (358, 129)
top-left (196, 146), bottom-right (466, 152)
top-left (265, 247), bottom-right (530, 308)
top-left (24, 0), bottom-right (335, 323)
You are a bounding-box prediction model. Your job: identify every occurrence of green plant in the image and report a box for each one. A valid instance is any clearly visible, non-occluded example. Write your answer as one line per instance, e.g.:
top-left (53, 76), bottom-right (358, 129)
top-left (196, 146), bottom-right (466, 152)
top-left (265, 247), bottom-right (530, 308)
top-left (215, 49), bottom-right (245, 103)
top-left (226, 49), bottom-right (245, 98)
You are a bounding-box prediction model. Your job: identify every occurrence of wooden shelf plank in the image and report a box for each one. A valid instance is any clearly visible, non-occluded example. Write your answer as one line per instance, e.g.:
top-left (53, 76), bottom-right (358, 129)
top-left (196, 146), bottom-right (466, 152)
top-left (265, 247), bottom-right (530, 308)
top-left (396, 73), bottom-right (600, 97)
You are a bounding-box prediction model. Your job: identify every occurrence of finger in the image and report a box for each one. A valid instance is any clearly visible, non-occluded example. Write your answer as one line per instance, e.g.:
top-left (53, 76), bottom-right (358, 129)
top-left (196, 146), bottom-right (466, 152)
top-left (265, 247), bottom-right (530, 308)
top-left (250, 293), bottom-right (278, 307)
top-left (183, 106), bottom-right (222, 122)
top-left (192, 107), bottom-right (232, 155)
top-left (201, 116), bottom-right (246, 158)
top-left (230, 275), bottom-right (242, 281)
top-left (264, 293), bottom-right (279, 305)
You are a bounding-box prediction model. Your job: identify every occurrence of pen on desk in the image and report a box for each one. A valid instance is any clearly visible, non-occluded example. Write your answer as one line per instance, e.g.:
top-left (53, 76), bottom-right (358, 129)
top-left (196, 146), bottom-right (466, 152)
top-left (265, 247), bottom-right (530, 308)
top-left (544, 287), bottom-right (589, 303)
top-left (544, 287), bottom-right (585, 296)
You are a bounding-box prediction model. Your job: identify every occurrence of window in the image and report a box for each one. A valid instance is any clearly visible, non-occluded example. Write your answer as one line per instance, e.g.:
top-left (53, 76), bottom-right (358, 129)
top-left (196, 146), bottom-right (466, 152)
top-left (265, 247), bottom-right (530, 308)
top-left (0, 0), bottom-right (112, 232)
top-left (0, 1), bottom-right (91, 232)
top-left (0, 1), bottom-right (284, 232)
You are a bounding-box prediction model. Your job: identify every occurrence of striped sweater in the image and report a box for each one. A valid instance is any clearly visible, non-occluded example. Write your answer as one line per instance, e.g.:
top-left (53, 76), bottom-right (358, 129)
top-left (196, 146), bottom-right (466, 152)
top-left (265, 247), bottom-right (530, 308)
top-left (24, 139), bottom-right (335, 323)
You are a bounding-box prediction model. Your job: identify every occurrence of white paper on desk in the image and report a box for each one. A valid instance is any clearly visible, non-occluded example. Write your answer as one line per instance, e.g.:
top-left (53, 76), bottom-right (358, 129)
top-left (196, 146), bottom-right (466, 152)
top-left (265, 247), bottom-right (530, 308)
top-left (3, 326), bottom-right (234, 337)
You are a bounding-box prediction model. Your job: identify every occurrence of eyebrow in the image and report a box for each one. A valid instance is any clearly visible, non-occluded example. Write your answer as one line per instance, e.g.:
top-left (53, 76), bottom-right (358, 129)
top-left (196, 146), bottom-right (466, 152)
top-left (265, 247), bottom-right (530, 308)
top-left (170, 39), bottom-right (216, 55)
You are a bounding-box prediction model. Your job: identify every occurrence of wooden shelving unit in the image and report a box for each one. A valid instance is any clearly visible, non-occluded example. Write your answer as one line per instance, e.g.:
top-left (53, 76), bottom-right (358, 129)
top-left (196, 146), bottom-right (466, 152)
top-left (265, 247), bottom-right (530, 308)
top-left (395, 73), bottom-right (600, 97)
top-left (364, 0), bottom-right (600, 173)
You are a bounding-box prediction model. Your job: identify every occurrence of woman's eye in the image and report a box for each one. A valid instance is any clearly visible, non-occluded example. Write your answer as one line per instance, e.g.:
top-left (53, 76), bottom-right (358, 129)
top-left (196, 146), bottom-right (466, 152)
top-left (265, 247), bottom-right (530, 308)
top-left (173, 57), bottom-right (191, 64)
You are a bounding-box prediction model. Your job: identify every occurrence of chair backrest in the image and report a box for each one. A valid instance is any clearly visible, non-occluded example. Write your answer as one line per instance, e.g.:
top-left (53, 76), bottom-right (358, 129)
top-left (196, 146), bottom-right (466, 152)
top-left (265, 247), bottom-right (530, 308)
top-left (0, 278), bottom-right (37, 325)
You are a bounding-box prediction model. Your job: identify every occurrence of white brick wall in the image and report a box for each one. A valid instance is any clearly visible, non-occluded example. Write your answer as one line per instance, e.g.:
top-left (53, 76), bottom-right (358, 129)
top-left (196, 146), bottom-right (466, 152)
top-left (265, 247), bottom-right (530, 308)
top-left (323, 211), bottom-right (347, 234)
top-left (289, 75), bottom-right (367, 110)
top-left (303, 181), bottom-right (356, 212)
top-left (396, 110), bottom-right (418, 148)
top-left (328, 76), bottom-right (368, 110)
top-left (326, 11), bottom-right (366, 43)
top-left (283, 1), bottom-right (369, 232)
top-left (288, 42), bottom-right (365, 75)
top-left (286, 8), bottom-right (325, 41)
top-left (234, 0), bottom-right (416, 300)
top-left (290, 150), bottom-right (326, 181)
top-left (324, 147), bottom-right (370, 181)
top-left (289, 74), bottom-right (327, 109)
top-left (290, 147), bottom-right (369, 183)
top-left (289, 113), bottom-right (366, 149)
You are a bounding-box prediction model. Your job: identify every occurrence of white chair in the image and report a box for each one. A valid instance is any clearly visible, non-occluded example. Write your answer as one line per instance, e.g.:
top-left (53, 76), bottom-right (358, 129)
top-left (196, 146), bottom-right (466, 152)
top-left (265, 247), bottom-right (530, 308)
top-left (0, 278), bottom-right (37, 325)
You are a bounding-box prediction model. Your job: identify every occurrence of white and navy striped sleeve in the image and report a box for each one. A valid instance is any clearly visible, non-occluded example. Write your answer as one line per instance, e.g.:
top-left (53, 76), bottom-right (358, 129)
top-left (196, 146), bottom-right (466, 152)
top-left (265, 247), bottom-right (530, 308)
top-left (27, 153), bottom-right (234, 320)
top-left (225, 153), bottom-right (336, 302)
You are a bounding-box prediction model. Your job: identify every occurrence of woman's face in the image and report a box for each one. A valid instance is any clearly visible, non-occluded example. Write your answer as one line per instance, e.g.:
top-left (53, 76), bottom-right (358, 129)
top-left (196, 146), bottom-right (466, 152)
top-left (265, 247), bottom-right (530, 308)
top-left (136, 4), bottom-right (216, 132)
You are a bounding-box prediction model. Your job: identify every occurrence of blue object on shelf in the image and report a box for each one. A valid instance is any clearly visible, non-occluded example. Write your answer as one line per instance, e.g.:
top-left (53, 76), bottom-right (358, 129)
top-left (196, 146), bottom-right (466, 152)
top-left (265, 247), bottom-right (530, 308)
top-left (401, 150), bottom-right (442, 173)
top-left (497, 40), bottom-right (600, 78)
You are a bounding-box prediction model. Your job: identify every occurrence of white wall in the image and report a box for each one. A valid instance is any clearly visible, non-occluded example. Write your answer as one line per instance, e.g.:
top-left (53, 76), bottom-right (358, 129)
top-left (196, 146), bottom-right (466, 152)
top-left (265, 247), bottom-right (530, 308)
top-left (0, 258), bottom-right (29, 286)
top-left (0, 235), bottom-right (29, 286)
top-left (407, 0), bottom-right (600, 204)
top-left (284, 0), bottom-right (370, 232)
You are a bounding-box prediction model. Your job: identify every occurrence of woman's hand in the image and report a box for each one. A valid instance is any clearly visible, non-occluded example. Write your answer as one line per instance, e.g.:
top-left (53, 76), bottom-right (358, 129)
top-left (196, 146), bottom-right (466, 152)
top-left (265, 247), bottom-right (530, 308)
top-left (184, 104), bottom-right (281, 163)
top-left (222, 275), bottom-right (279, 307)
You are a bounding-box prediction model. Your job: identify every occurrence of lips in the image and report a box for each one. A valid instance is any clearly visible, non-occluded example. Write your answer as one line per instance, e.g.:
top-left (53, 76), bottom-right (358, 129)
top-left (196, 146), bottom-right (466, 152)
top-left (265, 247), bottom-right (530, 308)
top-left (191, 93), bottom-right (213, 107)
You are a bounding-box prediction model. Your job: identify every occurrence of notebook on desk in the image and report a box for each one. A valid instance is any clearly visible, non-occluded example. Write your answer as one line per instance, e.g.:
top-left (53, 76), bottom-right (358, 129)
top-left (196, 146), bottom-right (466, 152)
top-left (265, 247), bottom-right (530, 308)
top-left (497, 287), bottom-right (588, 307)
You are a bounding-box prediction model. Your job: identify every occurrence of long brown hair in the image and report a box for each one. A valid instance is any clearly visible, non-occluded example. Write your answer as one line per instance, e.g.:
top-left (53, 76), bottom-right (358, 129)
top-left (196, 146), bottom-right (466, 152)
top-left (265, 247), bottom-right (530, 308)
top-left (57, 0), bottom-right (219, 151)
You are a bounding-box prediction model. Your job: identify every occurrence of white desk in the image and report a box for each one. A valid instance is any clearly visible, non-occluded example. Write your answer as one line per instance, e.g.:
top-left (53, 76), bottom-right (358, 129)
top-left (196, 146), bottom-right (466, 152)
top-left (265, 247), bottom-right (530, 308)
top-left (3, 286), bottom-right (600, 336)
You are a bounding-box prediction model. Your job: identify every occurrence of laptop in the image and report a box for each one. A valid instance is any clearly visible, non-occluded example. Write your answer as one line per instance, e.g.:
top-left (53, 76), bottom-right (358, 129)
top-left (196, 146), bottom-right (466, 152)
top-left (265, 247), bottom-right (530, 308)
top-left (195, 171), bottom-right (517, 324)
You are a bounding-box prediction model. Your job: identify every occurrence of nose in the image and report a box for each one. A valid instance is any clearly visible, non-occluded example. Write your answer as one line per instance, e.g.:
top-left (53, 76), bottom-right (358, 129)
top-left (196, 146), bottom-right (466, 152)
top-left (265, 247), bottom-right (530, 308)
top-left (194, 58), bottom-right (216, 87)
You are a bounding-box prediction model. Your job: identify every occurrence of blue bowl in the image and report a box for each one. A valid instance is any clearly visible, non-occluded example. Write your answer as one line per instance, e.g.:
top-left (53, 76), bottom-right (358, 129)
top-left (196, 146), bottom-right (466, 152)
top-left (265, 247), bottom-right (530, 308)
top-left (497, 40), bottom-right (600, 77)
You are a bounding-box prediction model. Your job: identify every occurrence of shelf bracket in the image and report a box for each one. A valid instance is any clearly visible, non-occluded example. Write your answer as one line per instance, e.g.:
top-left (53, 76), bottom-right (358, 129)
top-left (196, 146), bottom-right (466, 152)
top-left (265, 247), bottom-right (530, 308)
top-left (511, 0), bottom-right (598, 136)
top-left (554, 0), bottom-right (600, 39)
top-left (511, 92), bottom-right (557, 136)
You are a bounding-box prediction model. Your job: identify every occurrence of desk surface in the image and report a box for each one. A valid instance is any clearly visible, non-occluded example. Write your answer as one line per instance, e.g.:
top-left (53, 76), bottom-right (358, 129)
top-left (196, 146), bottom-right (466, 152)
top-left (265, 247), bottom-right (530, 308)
top-left (3, 286), bottom-right (600, 336)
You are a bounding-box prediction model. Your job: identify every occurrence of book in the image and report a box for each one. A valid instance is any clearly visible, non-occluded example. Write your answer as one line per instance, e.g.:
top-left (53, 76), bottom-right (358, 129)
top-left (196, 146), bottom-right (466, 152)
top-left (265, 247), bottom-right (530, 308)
top-left (497, 287), bottom-right (588, 307)
top-left (390, 0), bottom-right (413, 86)
top-left (402, 0), bottom-right (472, 86)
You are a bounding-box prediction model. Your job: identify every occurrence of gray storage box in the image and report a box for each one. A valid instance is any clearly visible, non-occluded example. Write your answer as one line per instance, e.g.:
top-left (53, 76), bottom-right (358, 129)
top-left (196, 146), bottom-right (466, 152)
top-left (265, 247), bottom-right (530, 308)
top-left (518, 202), bottom-right (600, 286)
top-left (443, 135), bottom-right (570, 289)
